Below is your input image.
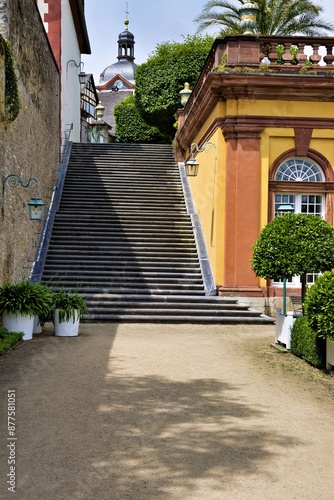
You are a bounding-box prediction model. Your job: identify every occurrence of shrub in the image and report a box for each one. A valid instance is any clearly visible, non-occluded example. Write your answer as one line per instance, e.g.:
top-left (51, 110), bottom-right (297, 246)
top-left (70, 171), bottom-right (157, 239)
top-left (290, 316), bottom-right (326, 368)
top-left (0, 327), bottom-right (23, 356)
top-left (304, 270), bottom-right (334, 340)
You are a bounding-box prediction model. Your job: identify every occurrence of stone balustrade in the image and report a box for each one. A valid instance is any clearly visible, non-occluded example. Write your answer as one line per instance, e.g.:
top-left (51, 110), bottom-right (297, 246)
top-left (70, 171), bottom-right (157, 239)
top-left (259, 36), bottom-right (334, 68)
top-left (179, 35), bottom-right (334, 119)
top-left (209, 35), bottom-right (334, 71)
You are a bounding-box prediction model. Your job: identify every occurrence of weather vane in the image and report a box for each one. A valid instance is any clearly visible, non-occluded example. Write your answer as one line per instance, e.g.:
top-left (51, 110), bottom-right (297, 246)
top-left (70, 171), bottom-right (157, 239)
top-left (125, 2), bottom-right (129, 20)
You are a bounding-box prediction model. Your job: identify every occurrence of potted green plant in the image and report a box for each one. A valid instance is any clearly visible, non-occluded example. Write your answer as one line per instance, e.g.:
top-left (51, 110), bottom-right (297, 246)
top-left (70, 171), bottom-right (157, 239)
top-left (0, 280), bottom-right (53, 340)
top-left (289, 45), bottom-right (299, 65)
top-left (276, 44), bottom-right (285, 64)
top-left (52, 289), bottom-right (88, 337)
top-left (32, 282), bottom-right (54, 334)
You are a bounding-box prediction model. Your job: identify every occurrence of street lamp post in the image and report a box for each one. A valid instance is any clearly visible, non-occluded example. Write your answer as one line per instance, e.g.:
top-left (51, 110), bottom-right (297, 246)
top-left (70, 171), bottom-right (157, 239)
top-left (276, 203), bottom-right (295, 314)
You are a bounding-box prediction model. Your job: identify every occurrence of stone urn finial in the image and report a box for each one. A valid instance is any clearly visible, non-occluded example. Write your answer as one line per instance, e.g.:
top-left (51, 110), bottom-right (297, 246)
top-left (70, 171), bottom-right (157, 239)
top-left (239, 1), bottom-right (259, 34)
top-left (179, 83), bottom-right (192, 107)
top-left (95, 101), bottom-right (105, 121)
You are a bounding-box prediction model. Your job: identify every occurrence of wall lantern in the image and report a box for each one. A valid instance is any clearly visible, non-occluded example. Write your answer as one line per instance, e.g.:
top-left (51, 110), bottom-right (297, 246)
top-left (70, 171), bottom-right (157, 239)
top-left (276, 203), bottom-right (294, 216)
top-left (185, 142), bottom-right (216, 177)
top-left (66, 60), bottom-right (87, 84)
top-left (2, 174), bottom-right (45, 220)
top-left (179, 82), bottom-right (192, 107)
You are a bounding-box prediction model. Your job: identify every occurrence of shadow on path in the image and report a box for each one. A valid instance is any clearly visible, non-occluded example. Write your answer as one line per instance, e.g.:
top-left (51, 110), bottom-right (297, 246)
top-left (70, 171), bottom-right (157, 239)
top-left (72, 373), bottom-right (301, 499)
top-left (0, 325), bottom-right (303, 500)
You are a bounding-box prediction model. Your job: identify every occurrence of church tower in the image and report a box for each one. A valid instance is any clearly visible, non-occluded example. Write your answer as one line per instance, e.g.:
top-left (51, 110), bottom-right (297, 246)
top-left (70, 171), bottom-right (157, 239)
top-left (96, 6), bottom-right (137, 137)
top-left (98, 6), bottom-right (137, 88)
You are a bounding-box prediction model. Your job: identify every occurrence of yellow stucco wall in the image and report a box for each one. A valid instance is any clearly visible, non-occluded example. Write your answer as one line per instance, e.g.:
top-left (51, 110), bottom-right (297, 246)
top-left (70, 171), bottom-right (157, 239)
top-left (186, 97), bottom-right (334, 286)
top-left (238, 99), bottom-right (334, 119)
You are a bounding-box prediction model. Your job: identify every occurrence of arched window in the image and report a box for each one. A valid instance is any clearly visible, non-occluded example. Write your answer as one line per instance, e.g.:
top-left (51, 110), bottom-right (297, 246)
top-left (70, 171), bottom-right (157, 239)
top-left (273, 157), bottom-right (325, 217)
top-left (274, 157), bottom-right (325, 182)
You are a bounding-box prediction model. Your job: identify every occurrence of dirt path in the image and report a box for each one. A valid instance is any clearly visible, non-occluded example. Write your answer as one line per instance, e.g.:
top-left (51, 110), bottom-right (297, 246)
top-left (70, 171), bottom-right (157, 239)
top-left (0, 323), bottom-right (333, 499)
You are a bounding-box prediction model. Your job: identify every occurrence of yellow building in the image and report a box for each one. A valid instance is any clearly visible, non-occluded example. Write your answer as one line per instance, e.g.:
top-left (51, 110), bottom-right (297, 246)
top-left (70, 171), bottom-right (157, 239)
top-left (176, 35), bottom-right (334, 313)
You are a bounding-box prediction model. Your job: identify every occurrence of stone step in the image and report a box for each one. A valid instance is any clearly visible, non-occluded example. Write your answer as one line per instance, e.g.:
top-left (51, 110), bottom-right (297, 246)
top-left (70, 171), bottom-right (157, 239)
top-left (42, 269), bottom-right (202, 278)
top-left (43, 261), bottom-right (199, 269)
top-left (46, 246), bottom-right (198, 256)
top-left (83, 293), bottom-right (238, 304)
top-left (48, 237), bottom-right (197, 247)
top-left (83, 314), bottom-right (270, 324)
top-left (57, 205), bottom-right (187, 212)
top-left (85, 307), bottom-right (261, 318)
top-left (43, 254), bottom-right (200, 262)
top-left (85, 300), bottom-right (249, 312)
top-left (46, 285), bottom-right (205, 295)
top-left (50, 227), bottom-right (194, 235)
top-left (42, 274), bottom-right (203, 284)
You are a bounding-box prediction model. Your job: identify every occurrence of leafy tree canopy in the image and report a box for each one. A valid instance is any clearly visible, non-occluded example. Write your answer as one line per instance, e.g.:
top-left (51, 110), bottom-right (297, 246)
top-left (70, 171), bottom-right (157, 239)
top-left (135, 34), bottom-right (214, 142)
top-left (114, 94), bottom-right (165, 143)
top-left (194, 0), bottom-right (334, 36)
top-left (251, 214), bottom-right (334, 281)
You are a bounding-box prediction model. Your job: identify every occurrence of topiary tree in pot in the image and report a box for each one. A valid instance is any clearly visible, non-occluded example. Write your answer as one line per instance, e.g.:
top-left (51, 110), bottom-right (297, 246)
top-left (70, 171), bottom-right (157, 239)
top-left (252, 214), bottom-right (334, 310)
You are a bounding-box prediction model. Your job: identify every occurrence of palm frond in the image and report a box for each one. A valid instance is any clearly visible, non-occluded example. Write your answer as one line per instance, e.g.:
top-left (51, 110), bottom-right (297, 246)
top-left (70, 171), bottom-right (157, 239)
top-left (193, 0), bottom-right (334, 36)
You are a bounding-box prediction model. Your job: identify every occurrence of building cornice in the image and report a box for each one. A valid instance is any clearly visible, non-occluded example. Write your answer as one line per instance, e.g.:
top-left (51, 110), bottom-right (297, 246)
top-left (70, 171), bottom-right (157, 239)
top-left (176, 72), bottom-right (334, 151)
top-left (69, 0), bottom-right (91, 54)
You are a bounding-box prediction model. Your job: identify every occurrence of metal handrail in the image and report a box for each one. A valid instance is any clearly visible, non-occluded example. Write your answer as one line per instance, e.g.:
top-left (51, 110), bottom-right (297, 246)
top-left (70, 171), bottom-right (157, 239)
top-left (30, 141), bottom-right (73, 282)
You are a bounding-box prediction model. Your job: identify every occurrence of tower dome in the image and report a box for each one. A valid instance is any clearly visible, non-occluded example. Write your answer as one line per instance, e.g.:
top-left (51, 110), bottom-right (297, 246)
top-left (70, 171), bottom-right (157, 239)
top-left (99, 17), bottom-right (137, 85)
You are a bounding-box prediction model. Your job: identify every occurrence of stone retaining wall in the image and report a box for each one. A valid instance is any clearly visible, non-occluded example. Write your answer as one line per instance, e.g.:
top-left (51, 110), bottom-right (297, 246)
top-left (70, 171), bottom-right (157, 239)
top-left (0, 0), bottom-right (59, 284)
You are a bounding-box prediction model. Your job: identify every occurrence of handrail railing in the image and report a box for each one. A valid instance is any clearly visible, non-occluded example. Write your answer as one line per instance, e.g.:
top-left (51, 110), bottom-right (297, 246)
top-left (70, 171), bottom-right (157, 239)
top-left (178, 162), bottom-right (217, 296)
top-left (30, 141), bottom-right (73, 282)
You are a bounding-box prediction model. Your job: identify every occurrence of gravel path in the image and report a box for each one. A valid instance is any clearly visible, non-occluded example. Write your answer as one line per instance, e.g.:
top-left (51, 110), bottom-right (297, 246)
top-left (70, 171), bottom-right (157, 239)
top-left (0, 323), bottom-right (333, 499)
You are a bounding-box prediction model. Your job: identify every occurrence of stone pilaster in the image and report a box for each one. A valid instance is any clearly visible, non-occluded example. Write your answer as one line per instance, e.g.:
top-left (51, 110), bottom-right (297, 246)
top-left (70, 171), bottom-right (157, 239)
top-left (220, 123), bottom-right (264, 295)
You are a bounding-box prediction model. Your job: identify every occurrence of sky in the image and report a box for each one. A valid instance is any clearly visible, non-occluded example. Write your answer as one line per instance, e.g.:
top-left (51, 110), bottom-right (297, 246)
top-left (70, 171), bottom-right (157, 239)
top-left (82, 0), bottom-right (334, 85)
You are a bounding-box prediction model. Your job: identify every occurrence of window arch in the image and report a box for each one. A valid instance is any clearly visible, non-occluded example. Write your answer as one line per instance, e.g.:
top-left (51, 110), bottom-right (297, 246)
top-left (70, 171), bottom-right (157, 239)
top-left (269, 151), bottom-right (334, 223)
top-left (274, 157), bottom-right (325, 182)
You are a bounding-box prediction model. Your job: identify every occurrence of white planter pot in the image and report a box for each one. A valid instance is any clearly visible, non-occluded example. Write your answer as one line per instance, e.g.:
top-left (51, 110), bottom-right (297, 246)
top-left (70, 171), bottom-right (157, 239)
top-left (2, 311), bottom-right (34, 341)
top-left (54, 309), bottom-right (80, 337)
top-left (275, 309), bottom-right (295, 350)
top-left (326, 338), bottom-right (334, 370)
top-left (33, 316), bottom-right (43, 334)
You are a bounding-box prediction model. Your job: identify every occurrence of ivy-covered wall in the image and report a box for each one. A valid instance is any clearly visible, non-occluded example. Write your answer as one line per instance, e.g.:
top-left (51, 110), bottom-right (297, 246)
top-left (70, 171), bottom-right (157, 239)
top-left (0, 0), bottom-right (60, 284)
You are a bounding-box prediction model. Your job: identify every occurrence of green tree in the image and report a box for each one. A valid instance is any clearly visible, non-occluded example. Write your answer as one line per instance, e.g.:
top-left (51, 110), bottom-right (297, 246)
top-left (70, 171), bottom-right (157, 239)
top-left (114, 94), bottom-right (165, 143)
top-left (251, 214), bottom-right (334, 303)
top-left (194, 0), bottom-right (334, 36)
top-left (135, 34), bottom-right (214, 142)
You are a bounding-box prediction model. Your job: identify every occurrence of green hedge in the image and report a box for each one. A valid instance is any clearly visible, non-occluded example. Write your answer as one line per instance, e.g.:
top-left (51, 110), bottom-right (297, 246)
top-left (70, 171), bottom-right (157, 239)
top-left (304, 269), bottom-right (334, 340)
top-left (114, 94), bottom-right (166, 143)
top-left (0, 327), bottom-right (23, 356)
top-left (290, 316), bottom-right (326, 368)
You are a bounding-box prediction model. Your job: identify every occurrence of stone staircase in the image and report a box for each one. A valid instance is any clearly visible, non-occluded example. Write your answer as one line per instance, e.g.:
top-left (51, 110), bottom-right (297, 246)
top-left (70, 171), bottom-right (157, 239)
top-left (41, 142), bottom-right (273, 323)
